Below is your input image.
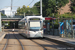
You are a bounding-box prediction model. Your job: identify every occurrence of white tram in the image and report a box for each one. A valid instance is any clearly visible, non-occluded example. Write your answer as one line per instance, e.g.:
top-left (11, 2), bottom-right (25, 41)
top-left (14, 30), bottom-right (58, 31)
top-left (18, 16), bottom-right (43, 38)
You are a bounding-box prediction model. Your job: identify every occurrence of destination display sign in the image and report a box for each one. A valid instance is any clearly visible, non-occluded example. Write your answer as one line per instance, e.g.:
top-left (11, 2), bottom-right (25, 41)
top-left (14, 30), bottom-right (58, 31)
top-left (29, 18), bottom-right (40, 20)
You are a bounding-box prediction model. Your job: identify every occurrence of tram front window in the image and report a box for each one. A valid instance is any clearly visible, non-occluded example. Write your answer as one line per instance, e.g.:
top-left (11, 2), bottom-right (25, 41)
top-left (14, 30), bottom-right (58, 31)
top-left (29, 27), bottom-right (41, 31)
top-left (29, 21), bottom-right (41, 31)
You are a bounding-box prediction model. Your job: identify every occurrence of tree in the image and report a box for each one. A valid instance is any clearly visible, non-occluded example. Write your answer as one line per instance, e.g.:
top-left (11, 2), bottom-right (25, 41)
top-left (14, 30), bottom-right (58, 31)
top-left (70, 0), bottom-right (75, 13)
top-left (32, 1), bottom-right (40, 15)
top-left (33, 0), bottom-right (69, 17)
top-left (1, 13), bottom-right (6, 16)
top-left (16, 7), bottom-right (21, 15)
top-left (16, 5), bottom-right (33, 16)
top-left (16, 0), bottom-right (69, 17)
top-left (44, 0), bottom-right (69, 17)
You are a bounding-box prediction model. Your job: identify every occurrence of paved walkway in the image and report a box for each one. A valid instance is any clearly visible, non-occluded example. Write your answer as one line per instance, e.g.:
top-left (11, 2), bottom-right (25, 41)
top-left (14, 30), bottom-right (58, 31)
top-left (44, 34), bottom-right (75, 47)
top-left (0, 32), bottom-right (6, 42)
top-left (0, 32), bottom-right (4, 36)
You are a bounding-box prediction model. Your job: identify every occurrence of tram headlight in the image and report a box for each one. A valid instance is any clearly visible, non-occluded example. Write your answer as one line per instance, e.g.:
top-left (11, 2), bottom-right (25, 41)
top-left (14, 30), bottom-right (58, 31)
top-left (38, 32), bottom-right (42, 33)
top-left (41, 32), bottom-right (43, 33)
top-left (38, 32), bottom-right (43, 34)
top-left (28, 32), bottom-right (30, 36)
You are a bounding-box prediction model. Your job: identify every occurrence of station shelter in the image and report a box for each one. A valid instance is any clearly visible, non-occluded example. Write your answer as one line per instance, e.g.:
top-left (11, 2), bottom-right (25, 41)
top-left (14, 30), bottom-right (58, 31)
top-left (58, 18), bottom-right (73, 38)
top-left (43, 17), bottom-right (54, 34)
top-left (43, 17), bottom-right (74, 38)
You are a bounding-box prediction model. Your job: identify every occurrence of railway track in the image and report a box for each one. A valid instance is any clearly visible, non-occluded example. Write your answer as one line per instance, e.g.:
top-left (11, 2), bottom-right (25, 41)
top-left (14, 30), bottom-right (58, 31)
top-left (19, 34), bottom-right (47, 50)
top-left (20, 34), bottom-right (73, 50)
top-left (20, 34), bottom-right (57, 50)
top-left (30, 39), bottom-right (47, 50)
top-left (31, 38), bottom-right (75, 50)
top-left (13, 32), bottom-right (24, 50)
top-left (2, 31), bottom-right (74, 50)
top-left (2, 32), bottom-right (24, 50)
top-left (3, 32), bottom-right (10, 50)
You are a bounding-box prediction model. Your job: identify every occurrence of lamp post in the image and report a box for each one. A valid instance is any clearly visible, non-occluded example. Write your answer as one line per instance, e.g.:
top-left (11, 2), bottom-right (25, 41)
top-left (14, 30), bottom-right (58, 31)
top-left (56, 0), bottom-right (59, 22)
top-left (52, 15), bottom-right (54, 36)
top-left (71, 1), bottom-right (74, 38)
top-left (53, 17), bottom-right (54, 35)
top-left (0, 12), bottom-right (2, 32)
top-left (10, 0), bottom-right (13, 17)
top-left (40, 0), bottom-right (42, 16)
top-left (24, 12), bottom-right (25, 18)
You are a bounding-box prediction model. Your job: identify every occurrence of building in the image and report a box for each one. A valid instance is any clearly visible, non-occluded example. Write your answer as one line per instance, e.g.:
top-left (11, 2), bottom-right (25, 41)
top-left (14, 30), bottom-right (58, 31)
top-left (0, 10), bottom-right (5, 15)
top-left (1, 7), bottom-right (16, 17)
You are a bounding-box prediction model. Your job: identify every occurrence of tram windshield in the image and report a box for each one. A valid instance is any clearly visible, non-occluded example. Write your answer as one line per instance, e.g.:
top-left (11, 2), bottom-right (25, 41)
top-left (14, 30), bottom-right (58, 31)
top-left (29, 21), bottom-right (41, 31)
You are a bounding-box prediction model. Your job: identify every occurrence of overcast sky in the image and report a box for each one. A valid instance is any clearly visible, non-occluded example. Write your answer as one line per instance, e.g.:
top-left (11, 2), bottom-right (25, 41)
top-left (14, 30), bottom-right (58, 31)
top-left (0, 0), bottom-right (40, 10)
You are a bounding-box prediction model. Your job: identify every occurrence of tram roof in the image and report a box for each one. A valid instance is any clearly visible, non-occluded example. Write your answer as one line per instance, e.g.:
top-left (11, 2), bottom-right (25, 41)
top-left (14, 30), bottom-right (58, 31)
top-left (26, 16), bottom-right (43, 19)
top-left (19, 16), bottom-right (43, 22)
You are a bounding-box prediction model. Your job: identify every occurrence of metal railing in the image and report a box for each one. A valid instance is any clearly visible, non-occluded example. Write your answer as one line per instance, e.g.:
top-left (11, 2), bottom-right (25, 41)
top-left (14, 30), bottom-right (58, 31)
top-left (63, 29), bottom-right (75, 39)
top-left (1, 16), bottom-right (24, 18)
top-left (73, 30), bottom-right (75, 39)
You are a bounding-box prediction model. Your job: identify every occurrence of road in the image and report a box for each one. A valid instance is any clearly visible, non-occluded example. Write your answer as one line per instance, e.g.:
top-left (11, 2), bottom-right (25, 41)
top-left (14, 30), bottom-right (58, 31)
top-left (0, 30), bottom-right (74, 50)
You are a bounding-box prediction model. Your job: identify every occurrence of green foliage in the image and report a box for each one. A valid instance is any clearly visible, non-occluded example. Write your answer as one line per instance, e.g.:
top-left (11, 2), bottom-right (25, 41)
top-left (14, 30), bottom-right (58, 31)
top-left (54, 24), bottom-right (59, 29)
top-left (70, 0), bottom-right (75, 13)
top-left (57, 0), bottom-right (69, 7)
top-left (60, 13), bottom-right (71, 18)
top-left (33, 0), bottom-right (69, 17)
top-left (16, 5), bottom-right (33, 16)
top-left (32, 1), bottom-right (40, 15)
top-left (1, 13), bottom-right (6, 16)
top-left (16, 0), bottom-right (69, 17)
top-left (58, 13), bottom-right (75, 19)
top-left (2, 21), bottom-right (10, 27)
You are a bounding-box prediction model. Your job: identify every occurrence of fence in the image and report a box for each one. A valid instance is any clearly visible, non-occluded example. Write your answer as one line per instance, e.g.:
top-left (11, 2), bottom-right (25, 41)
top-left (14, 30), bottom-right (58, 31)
top-left (44, 18), bottom-right (75, 38)
top-left (73, 30), bottom-right (75, 38)
top-left (49, 29), bottom-right (59, 36)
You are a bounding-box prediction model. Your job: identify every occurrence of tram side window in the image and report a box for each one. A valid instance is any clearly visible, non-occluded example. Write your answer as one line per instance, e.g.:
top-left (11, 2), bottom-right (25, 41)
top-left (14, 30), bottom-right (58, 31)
top-left (19, 22), bottom-right (25, 29)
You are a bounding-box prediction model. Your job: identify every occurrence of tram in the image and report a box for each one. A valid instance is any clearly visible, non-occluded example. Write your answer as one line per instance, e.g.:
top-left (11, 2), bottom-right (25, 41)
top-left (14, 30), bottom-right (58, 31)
top-left (18, 16), bottom-right (43, 38)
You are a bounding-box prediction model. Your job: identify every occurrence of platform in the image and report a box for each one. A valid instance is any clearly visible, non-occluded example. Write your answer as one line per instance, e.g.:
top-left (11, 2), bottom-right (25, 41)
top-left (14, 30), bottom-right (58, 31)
top-left (0, 32), bottom-right (6, 42)
top-left (44, 34), bottom-right (75, 47)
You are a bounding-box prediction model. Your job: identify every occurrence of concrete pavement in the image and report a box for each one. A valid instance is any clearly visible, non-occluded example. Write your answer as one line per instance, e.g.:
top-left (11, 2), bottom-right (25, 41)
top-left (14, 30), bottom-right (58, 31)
top-left (0, 32), bottom-right (6, 42)
top-left (44, 34), bottom-right (75, 48)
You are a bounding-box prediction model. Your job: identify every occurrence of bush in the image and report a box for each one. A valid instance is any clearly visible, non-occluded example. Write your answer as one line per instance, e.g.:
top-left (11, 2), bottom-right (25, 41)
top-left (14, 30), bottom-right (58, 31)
top-left (54, 24), bottom-right (59, 29)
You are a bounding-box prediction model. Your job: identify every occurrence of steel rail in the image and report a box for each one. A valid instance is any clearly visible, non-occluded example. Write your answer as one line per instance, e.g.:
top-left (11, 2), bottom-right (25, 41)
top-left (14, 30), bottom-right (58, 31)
top-left (13, 32), bottom-right (24, 50)
top-left (3, 32), bottom-right (9, 50)
top-left (20, 34), bottom-right (47, 50)
top-left (30, 39), bottom-right (47, 50)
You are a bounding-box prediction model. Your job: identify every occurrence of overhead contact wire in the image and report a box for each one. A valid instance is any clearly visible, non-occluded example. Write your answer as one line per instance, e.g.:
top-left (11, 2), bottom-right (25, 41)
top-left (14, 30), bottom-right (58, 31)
top-left (28, 0), bottom-right (34, 6)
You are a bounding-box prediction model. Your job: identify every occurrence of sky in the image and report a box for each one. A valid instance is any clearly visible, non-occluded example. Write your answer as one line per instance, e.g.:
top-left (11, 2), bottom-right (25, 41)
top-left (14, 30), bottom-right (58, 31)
top-left (0, 0), bottom-right (40, 10)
